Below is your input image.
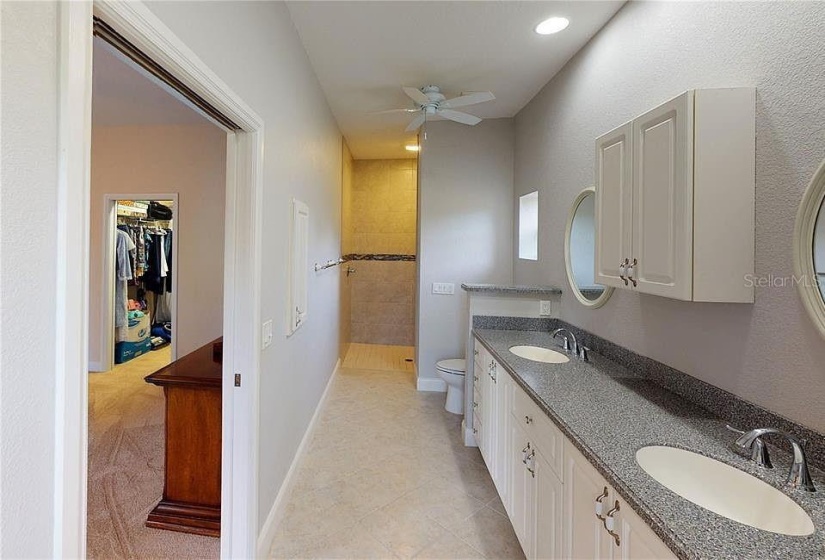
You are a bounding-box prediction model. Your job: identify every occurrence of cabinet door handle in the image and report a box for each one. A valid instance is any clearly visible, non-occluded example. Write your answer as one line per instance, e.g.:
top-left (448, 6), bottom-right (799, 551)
top-left (618, 259), bottom-right (629, 286)
top-left (472, 427), bottom-right (478, 435)
top-left (474, 349), bottom-right (479, 356)
top-left (627, 258), bottom-right (638, 287)
top-left (601, 500), bottom-right (621, 546)
top-left (472, 401), bottom-right (478, 409)
top-left (522, 442), bottom-right (531, 463)
top-left (524, 415), bottom-right (533, 425)
top-left (473, 375), bottom-right (479, 382)
top-left (594, 486), bottom-right (609, 520)
top-left (526, 451), bottom-right (536, 478)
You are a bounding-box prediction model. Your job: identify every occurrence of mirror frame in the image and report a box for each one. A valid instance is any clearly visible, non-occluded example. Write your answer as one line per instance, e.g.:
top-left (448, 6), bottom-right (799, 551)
top-left (793, 157), bottom-right (825, 340)
top-left (564, 186), bottom-right (614, 309)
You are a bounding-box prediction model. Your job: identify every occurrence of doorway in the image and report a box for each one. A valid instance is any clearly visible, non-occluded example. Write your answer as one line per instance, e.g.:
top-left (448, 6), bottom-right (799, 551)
top-left (340, 155), bottom-right (419, 373)
top-left (86, 34), bottom-right (227, 558)
top-left (56, 3), bottom-right (264, 557)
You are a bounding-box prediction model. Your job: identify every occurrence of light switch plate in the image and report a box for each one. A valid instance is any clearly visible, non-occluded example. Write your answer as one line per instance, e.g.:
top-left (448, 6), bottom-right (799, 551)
top-left (262, 319), bottom-right (274, 349)
top-left (539, 300), bottom-right (553, 316)
top-left (432, 282), bottom-right (455, 295)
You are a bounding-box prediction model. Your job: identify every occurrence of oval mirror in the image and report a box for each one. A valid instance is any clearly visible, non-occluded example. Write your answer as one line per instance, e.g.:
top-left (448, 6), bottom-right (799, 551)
top-left (564, 187), bottom-right (613, 308)
top-left (794, 158), bottom-right (825, 339)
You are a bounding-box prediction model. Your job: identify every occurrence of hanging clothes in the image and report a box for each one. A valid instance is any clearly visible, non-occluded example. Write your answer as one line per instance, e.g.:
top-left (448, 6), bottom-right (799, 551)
top-left (114, 229), bottom-right (136, 340)
top-left (164, 229), bottom-right (173, 293)
top-left (143, 230), bottom-right (168, 295)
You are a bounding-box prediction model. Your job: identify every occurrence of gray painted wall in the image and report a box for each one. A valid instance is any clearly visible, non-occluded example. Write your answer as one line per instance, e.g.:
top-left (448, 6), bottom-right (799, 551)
top-left (513, 1), bottom-right (825, 432)
top-left (1, 3), bottom-right (60, 557)
top-left (144, 1), bottom-right (344, 530)
top-left (1, 1), bottom-right (344, 551)
top-left (417, 119), bottom-right (515, 384)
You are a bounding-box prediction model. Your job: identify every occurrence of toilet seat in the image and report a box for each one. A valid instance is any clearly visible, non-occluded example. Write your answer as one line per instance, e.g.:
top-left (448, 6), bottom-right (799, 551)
top-left (436, 359), bottom-right (465, 375)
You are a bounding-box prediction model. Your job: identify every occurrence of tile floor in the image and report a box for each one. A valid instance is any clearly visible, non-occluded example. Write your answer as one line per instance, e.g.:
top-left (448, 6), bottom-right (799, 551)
top-left (341, 343), bottom-right (416, 373)
top-left (269, 346), bottom-right (524, 559)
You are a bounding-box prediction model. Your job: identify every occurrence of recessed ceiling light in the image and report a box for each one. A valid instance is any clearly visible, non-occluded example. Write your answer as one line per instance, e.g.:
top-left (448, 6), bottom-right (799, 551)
top-left (535, 17), bottom-right (569, 35)
top-left (405, 144), bottom-right (420, 152)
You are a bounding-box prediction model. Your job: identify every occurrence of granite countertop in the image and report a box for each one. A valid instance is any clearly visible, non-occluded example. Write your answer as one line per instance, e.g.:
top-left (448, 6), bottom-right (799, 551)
top-left (473, 328), bottom-right (825, 560)
top-left (461, 283), bottom-right (562, 296)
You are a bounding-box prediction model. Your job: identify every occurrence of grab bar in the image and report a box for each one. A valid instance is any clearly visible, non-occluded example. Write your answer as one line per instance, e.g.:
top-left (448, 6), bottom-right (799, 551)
top-left (314, 258), bottom-right (345, 272)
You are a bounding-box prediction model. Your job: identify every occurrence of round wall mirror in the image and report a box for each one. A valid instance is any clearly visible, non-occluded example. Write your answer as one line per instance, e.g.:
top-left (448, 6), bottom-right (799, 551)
top-left (564, 187), bottom-right (613, 308)
top-left (794, 158), bottom-right (825, 339)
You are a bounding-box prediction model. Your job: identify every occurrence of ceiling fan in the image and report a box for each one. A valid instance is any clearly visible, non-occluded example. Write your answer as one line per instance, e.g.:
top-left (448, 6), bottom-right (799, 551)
top-left (376, 85), bottom-right (495, 132)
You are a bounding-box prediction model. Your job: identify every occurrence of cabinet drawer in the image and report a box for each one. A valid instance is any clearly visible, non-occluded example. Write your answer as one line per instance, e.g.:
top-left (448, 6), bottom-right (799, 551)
top-left (512, 383), bottom-right (564, 481)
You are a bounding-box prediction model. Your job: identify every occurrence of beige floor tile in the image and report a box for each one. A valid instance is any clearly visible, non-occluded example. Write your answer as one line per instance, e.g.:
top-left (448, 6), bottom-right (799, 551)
top-left (361, 505), bottom-right (452, 559)
top-left (413, 532), bottom-right (486, 560)
top-left (313, 524), bottom-right (397, 559)
top-left (486, 493), bottom-right (508, 517)
top-left (453, 507), bottom-right (525, 560)
top-left (270, 344), bottom-right (522, 560)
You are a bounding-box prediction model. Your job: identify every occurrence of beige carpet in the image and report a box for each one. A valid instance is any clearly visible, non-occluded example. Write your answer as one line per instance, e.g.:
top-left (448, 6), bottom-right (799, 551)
top-left (87, 347), bottom-right (219, 559)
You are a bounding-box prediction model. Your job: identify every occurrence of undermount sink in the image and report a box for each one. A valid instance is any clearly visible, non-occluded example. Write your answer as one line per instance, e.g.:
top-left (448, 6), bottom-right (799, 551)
top-left (509, 345), bottom-right (570, 364)
top-left (636, 446), bottom-right (814, 536)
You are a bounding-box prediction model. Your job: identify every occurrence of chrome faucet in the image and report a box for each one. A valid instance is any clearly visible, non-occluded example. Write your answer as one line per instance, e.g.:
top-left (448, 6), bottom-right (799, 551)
top-left (551, 328), bottom-right (575, 352)
top-left (734, 428), bottom-right (816, 492)
top-left (551, 328), bottom-right (590, 361)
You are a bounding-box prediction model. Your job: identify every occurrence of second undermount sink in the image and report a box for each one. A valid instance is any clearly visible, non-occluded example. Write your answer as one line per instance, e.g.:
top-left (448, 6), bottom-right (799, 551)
top-left (509, 345), bottom-right (570, 364)
top-left (636, 445), bottom-right (814, 536)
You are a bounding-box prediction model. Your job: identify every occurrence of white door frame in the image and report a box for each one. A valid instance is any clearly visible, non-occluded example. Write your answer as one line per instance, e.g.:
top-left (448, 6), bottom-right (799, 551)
top-left (96, 194), bottom-right (180, 373)
top-left (55, 2), bottom-right (264, 558)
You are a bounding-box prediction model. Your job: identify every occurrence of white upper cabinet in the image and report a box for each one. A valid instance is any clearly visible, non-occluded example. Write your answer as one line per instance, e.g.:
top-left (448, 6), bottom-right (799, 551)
top-left (632, 92), bottom-right (694, 300)
top-left (595, 123), bottom-right (633, 290)
top-left (595, 88), bottom-right (755, 303)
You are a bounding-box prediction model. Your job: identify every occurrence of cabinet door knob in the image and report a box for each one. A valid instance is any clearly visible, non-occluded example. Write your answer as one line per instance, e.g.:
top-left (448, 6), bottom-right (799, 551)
top-left (594, 486), bottom-right (609, 520)
top-left (526, 450), bottom-right (536, 478)
top-left (627, 258), bottom-right (638, 287)
top-left (525, 415), bottom-right (533, 425)
top-left (474, 349), bottom-right (479, 356)
top-left (618, 259), bottom-right (629, 286)
top-left (601, 500), bottom-right (621, 546)
top-left (472, 401), bottom-right (478, 409)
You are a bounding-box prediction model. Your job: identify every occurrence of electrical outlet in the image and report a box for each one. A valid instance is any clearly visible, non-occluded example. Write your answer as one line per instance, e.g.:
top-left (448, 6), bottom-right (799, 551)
top-left (262, 319), bottom-right (274, 349)
top-left (539, 300), bottom-right (553, 316)
top-left (432, 282), bottom-right (455, 295)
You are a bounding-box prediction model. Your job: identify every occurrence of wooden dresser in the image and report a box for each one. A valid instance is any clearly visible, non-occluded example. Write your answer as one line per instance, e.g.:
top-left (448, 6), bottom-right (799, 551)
top-left (145, 338), bottom-right (222, 537)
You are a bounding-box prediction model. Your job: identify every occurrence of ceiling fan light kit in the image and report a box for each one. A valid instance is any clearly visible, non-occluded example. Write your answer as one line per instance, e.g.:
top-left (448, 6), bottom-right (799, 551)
top-left (383, 85), bottom-right (495, 132)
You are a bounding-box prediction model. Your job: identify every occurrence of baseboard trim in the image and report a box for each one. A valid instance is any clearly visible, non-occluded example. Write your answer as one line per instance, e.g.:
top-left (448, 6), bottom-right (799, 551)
top-left (416, 376), bottom-right (447, 392)
top-left (256, 358), bottom-right (340, 558)
top-left (88, 360), bottom-right (103, 372)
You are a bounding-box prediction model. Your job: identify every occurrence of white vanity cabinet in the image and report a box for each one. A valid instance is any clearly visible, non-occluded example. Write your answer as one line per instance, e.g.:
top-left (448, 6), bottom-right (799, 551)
top-left (595, 88), bottom-right (755, 303)
top-left (474, 337), bottom-right (677, 560)
top-left (473, 340), bottom-right (509, 501)
top-left (509, 381), bottom-right (565, 559)
top-left (564, 440), bottom-right (677, 560)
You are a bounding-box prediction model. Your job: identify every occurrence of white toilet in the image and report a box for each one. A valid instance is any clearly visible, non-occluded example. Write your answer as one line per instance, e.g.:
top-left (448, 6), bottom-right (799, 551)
top-left (436, 358), bottom-right (466, 414)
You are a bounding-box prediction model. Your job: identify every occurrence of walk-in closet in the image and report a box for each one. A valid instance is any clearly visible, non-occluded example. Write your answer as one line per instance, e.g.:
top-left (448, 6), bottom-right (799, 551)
top-left (114, 199), bottom-right (175, 364)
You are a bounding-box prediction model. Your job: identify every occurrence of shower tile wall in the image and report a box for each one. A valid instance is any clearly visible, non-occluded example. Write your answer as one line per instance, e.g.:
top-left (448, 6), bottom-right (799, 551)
top-left (346, 159), bottom-right (417, 346)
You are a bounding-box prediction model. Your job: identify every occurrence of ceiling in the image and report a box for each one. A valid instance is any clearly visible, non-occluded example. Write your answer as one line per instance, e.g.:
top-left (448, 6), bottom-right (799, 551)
top-left (287, 1), bottom-right (625, 160)
top-left (92, 37), bottom-right (214, 127)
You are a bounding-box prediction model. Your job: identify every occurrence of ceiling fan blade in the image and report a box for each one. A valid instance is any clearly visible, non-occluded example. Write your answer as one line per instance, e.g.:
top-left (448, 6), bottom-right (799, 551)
top-left (370, 108), bottom-right (417, 115)
top-left (405, 113), bottom-right (426, 132)
top-left (402, 86), bottom-right (430, 106)
top-left (438, 109), bottom-right (482, 126)
top-left (442, 91), bottom-right (495, 109)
